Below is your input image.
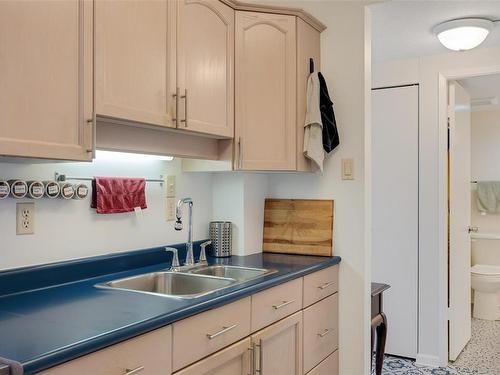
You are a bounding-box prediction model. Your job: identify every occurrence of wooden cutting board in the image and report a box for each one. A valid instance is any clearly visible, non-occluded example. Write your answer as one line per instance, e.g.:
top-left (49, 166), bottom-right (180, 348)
top-left (263, 199), bottom-right (334, 256)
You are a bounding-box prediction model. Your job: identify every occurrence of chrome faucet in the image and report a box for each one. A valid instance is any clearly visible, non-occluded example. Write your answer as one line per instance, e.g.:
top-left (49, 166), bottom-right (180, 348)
top-left (165, 247), bottom-right (180, 271)
top-left (199, 240), bottom-right (211, 265)
top-left (175, 197), bottom-right (194, 266)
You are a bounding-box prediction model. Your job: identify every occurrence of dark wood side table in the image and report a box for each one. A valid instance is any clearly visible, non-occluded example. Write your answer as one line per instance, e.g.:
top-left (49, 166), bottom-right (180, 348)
top-left (371, 283), bottom-right (390, 375)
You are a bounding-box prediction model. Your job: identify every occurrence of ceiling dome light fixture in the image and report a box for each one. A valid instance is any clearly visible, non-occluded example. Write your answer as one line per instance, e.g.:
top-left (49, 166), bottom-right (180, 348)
top-left (433, 18), bottom-right (495, 51)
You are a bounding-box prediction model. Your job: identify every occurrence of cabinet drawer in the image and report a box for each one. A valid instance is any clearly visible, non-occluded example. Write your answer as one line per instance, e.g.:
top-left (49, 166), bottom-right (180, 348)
top-left (251, 278), bottom-right (303, 331)
top-left (306, 350), bottom-right (338, 375)
top-left (303, 294), bottom-right (338, 373)
top-left (303, 265), bottom-right (338, 307)
top-left (38, 325), bottom-right (172, 375)
top-left (173, 297), bottom-right (251, 371)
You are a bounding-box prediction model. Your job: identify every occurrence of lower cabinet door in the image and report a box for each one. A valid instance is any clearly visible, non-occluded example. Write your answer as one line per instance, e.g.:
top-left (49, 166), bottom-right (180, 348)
top-left (251, 311), bottom-right (303, 375)
top-left (174, 338), bottom-right (251, 375)
top-left (306, 350), bottom-right (339, 375)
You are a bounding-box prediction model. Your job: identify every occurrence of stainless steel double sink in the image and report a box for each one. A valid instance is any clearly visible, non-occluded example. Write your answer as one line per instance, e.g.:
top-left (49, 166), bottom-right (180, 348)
top-left (96, 265), bottom-right (277, 299)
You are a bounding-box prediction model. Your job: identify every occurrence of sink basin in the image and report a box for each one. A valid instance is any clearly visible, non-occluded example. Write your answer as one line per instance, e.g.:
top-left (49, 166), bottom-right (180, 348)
top-left (189, 265), bottom-right (276, 282)
top-left (97, 272), bottom-right (235, 299)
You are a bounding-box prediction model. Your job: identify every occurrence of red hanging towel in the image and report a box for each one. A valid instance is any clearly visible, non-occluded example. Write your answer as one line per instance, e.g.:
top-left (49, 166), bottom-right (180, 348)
top-left (91, 177), bottom-right (147, 214)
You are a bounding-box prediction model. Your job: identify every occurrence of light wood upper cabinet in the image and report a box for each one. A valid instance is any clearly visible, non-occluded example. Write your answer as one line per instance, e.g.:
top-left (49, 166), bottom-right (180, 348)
top-left (95, 0), bottom-right (176, 128)
top-left (251, 311), bottom-right (303, 375)
top-left (177, 0), bottom-right (234, 138)
top-left (0, 0), bottom-right (93, 161)
top-left (235, 11), bottom-right (297, 171)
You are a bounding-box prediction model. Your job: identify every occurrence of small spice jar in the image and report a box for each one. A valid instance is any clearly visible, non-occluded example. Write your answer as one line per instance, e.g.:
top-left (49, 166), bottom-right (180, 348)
top-left (0, 180), bottom-right (10, 199)
top-left (59, 182), bottom-right (74, 199)
top-left (27, 181), bottom-right (45, 199)
top-left (8, 180), bottom-right (28, 199)
top-left (43, 181), bottom-right (60, 199)
top-left (72, 183), bottom-right (89, 200)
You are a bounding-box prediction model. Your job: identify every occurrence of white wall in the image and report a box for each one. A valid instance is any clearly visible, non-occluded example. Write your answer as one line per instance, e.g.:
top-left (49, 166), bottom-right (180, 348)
top-left (373, 46), bottom-right (500, 367)
top-left (211, 173), bottom-right (268, 255)
top-left (0, 157), bottom-right (213, 270)
top-left (471, 110), bottom-right (500, 266)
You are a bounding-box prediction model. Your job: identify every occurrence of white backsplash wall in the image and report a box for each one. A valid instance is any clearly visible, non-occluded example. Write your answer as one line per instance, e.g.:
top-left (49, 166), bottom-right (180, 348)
top-left (471, 110), bottom-right (500, 266)
top-left (0, 157), bottom-right (213, 270)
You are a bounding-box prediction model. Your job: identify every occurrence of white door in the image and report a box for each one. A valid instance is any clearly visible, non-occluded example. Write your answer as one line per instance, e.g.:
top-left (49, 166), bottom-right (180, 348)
top-left (448, 81), bottom-right (472, 361)
top-left (372, 85), bottom-right (418, 358)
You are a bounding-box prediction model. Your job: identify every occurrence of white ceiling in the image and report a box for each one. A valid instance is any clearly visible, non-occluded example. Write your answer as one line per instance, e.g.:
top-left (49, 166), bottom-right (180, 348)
top-left (371, 1), bottom-right (500, 62)
top-left (459, 73), bottom-right (500, 111)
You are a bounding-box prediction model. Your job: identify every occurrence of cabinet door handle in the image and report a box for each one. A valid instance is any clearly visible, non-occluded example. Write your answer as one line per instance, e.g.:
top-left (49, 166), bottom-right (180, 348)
top-left (173, 87), bottom-right (180, 127)
top-left (272, 300), bottom-right (294, 310)
top-left (318, 281), bottom-right (336, 290)
top-left (206, 324), bottom-right (237, 339)
top-left (86, 112), bottom-right (96, 158)
top-left (238, 137), bottom-right (242, 169)
top-left (317, 328), bottom-right (332, 338)
top-left (180, 89), bottom-right (188, 127)
top-left (248, 346), bottom-right (255, 375)
top-left (124, 366), bottom-right (144, 375)
top-left (254, 342), bottom-right (262, 374)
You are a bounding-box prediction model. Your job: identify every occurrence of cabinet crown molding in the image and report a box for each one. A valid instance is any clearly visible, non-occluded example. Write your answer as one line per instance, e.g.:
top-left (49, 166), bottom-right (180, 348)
top-left (220, 0), bottom-right (327, 32)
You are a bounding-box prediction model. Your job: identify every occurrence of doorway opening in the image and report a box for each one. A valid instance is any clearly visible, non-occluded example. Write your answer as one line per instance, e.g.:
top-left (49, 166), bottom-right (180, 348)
top-left (447, 73), bottom-right (500, 374)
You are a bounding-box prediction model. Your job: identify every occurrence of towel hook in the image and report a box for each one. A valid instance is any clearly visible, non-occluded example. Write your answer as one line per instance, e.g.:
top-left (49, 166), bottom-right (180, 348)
top-left (309, 58), bottom-right (314, 74)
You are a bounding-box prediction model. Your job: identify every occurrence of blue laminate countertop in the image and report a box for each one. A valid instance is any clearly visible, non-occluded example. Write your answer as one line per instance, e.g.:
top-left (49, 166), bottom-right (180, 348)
top-left (0, 242), bottom-right (340, 374)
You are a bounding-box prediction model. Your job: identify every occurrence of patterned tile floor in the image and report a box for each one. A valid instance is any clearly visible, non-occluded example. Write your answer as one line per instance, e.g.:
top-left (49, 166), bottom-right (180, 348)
top-left (374, 319), bottom-right (499, 375)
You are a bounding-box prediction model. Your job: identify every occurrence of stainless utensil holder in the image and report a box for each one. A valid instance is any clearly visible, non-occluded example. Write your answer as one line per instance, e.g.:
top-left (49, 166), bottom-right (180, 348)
top-left (209, 221), bottom-right (232, 257)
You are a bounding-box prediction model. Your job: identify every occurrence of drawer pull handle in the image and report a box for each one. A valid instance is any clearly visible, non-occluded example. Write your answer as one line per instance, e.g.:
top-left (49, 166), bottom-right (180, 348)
top-left (206, 324), bottom-right (238, 339)
top-left (317, 328), bottom-right (332, 338)
top-left (272, 300), bottom-right (295, 310)
top-left (124, 366), bottom-right (144, 375)
top-left (318, 281), bottom-right (336, 290)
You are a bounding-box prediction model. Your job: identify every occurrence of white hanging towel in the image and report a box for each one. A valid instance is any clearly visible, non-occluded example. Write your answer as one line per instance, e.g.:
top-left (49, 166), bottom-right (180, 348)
top-left (303, 72), bottom-right (324, 172)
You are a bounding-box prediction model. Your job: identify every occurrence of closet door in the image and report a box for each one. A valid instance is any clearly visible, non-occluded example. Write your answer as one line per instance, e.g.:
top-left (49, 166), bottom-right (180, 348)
top-left (0, 0), bottom-right (93, 161)
top-left (235, 11), bottom-right (296, 171)
top-left (95, 0), bottom-right (176, 128)
top-left (372, 85), bottom-right (419, 358)
top-left (177, 0), bottom-right (234, 138)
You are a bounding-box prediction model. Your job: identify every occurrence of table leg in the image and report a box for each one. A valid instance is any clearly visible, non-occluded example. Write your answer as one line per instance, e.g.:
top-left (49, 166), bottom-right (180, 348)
top-left (375, 312), bottom-right (387, 375)
top-left (371, 322), bottom-right (375, 373)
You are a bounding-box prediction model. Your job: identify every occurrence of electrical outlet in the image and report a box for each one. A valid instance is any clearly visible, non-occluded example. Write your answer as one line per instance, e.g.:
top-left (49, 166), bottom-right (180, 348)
top-left (166, 175), bottom-right (176, 197)
top-left (16, 202), bottom-right (35, 235)
top-left (166, 197), bottom-right (176, 221)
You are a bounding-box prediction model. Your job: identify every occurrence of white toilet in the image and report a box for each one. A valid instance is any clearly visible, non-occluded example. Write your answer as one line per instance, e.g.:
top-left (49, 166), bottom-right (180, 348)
top-left (471, 264), bottom-right (500, 320)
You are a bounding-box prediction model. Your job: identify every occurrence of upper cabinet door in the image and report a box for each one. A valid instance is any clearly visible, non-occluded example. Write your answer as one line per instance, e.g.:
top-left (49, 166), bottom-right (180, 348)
top-left (95, 0), bottom-right (176, 128)
top-left (235, 11), bottom-right (296, 171)
top-left (0, 0), bottom-right (93, 161)
top-left (177, 0), bottom-right (234, 138)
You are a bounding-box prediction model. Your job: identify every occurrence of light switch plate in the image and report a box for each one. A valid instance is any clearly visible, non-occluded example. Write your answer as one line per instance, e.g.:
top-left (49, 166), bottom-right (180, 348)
top-left (16, 202), bottom-right (35, 235)
top-left (166, 175), bottom-right (176, 197)
top-left (342, 158), bottom-right (354, 180)
top-left (166, 197), bottom-right (176, 221)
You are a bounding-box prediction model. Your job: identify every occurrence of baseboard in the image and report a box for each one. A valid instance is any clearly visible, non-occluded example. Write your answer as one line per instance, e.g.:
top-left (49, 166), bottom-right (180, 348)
top-left (415, 354), bottom-right (443, 367)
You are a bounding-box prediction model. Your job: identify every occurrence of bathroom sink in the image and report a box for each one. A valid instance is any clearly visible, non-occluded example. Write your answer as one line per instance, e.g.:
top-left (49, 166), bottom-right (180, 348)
top-left (97, 272), bottom-right (235, 299)
top-left (189, 265), bottom-right (277, 282)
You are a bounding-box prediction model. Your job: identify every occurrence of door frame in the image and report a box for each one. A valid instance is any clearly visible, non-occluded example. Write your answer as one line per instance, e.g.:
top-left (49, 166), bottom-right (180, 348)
top-left (437, 64), bottom-right (500, 364)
